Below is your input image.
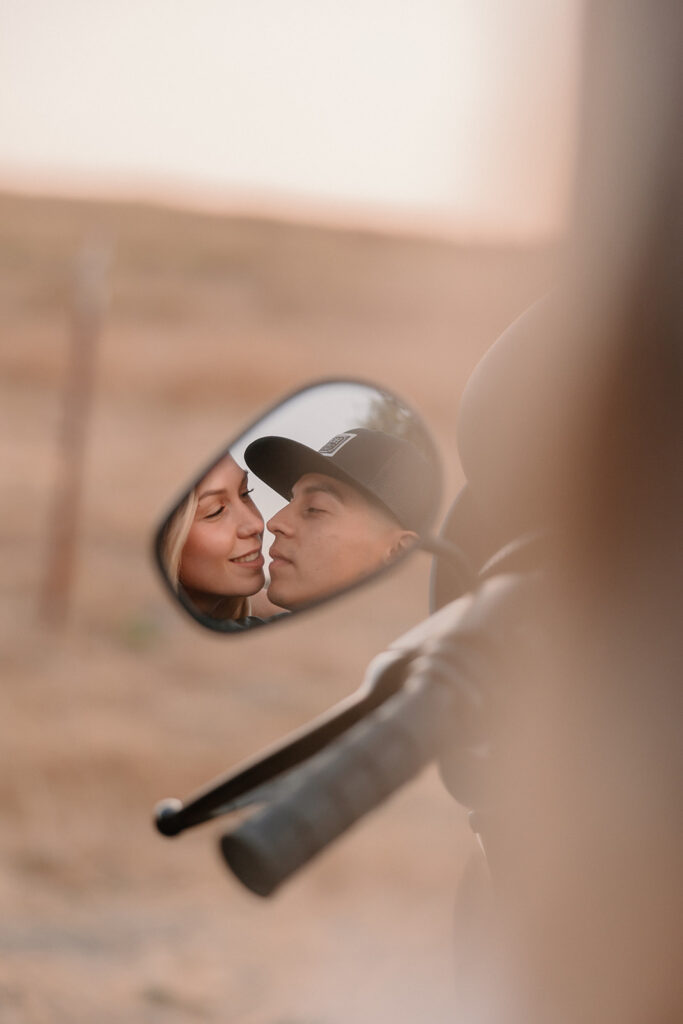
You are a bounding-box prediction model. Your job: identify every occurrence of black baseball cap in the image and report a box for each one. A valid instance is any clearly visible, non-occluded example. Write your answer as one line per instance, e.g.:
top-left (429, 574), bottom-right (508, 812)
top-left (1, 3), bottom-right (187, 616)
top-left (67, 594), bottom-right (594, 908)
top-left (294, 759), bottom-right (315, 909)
top-left (244, 427), bottom-right (439, 534)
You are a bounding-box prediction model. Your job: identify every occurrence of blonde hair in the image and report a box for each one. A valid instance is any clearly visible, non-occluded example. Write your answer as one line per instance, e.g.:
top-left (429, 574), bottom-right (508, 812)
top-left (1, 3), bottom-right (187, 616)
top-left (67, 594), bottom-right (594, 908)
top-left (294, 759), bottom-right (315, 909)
top-left (161, 487), bottom-right (251, 621)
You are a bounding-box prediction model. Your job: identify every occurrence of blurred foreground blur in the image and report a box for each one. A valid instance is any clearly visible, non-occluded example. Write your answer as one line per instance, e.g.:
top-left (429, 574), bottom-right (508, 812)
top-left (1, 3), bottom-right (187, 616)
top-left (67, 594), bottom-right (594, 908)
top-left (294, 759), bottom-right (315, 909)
top-left (451, 5), bottom-right (683, 1022)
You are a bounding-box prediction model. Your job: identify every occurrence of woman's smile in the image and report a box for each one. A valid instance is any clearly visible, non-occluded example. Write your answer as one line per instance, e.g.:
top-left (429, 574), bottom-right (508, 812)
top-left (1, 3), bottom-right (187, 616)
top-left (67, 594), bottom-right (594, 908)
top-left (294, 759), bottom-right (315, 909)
top-left (231, 550), bottom-right (264, 567)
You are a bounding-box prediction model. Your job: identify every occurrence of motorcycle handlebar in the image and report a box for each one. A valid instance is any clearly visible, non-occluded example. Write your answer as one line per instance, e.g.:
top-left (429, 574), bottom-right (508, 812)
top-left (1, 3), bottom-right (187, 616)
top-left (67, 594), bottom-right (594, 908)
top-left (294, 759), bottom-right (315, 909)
top-left (220, 672), bottom-right (453, 896)
top-left (217, 573), bottom-right (534, 897)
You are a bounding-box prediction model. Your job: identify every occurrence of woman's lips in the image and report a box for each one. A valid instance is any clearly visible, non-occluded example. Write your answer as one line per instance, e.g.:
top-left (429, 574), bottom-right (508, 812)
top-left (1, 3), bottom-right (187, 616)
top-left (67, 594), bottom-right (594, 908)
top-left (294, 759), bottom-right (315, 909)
top-left (231, 550), bottom-right (264, 569)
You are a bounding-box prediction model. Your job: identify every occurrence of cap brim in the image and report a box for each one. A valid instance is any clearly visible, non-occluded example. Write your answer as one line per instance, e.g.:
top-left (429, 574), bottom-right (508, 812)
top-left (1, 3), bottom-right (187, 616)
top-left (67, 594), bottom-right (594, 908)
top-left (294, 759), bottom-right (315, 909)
top-left (244, 436), bottom-right (364, 501)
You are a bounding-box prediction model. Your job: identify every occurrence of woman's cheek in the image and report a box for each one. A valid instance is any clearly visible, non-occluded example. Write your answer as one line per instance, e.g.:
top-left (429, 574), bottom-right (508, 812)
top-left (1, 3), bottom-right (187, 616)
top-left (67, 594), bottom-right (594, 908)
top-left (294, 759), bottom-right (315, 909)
top-left (215, 522), bottom-right (237, 559)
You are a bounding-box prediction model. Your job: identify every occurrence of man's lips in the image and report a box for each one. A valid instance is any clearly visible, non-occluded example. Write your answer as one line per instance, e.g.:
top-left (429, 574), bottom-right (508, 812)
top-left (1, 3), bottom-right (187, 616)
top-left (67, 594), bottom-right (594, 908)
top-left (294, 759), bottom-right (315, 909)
top-left (230, 549), bottom-right (264, 568)
top-left (269, 547), bottom-right (293, 570)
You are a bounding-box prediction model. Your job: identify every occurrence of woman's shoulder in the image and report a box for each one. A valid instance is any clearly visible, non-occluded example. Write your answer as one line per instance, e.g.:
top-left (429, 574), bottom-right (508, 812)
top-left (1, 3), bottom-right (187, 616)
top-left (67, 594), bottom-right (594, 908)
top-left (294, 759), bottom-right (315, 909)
top-left (214, 615), bottom-right (266, 632)
top-left (214, 613), bottom-right (289, 633)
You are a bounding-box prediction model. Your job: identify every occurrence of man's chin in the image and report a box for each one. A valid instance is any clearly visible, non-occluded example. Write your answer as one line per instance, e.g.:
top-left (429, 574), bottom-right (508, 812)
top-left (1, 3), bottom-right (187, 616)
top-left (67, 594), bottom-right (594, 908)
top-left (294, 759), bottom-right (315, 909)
top-left (266, 585), bottom-right (295, 612)
top-left (266, 582), bottom-right (320, 612)
top-left (267, 583), bottom-right (336, 612)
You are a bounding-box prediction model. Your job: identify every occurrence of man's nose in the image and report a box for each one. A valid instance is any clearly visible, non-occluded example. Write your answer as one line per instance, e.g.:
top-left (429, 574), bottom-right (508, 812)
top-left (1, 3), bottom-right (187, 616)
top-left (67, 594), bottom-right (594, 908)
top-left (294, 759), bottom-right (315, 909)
top-left (268, 505), bottom-right (292, 535)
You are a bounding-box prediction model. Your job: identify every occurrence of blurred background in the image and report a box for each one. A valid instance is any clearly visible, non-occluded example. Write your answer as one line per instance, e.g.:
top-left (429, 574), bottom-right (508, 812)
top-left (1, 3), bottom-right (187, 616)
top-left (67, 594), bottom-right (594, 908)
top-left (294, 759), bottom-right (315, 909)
top-left (1, 2), bottom-right (582, 1021)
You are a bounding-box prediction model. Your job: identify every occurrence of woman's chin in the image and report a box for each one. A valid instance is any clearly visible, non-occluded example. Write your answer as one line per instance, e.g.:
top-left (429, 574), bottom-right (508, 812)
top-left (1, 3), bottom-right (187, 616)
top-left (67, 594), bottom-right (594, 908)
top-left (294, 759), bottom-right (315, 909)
top-left (245, 572), bottom-right (266, 595)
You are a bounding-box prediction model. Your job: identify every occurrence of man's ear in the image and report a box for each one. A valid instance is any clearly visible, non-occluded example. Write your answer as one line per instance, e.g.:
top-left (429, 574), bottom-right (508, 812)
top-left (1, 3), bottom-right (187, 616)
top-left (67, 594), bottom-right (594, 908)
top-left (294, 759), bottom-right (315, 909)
top-left (385, 530), bottom-right (418, 562)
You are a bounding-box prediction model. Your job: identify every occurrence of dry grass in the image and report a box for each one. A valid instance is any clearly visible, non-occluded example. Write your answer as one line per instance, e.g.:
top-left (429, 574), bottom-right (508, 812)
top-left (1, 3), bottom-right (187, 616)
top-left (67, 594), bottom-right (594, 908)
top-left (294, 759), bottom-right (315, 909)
top-left (0, 190), bottom-right (557, 1022)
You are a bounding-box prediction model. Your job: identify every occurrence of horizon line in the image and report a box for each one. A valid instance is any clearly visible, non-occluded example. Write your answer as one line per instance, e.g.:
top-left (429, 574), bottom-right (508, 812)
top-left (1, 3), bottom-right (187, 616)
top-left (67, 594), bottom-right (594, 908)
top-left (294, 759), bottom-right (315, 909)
top-left (0, 173), bottom-right (561, 249)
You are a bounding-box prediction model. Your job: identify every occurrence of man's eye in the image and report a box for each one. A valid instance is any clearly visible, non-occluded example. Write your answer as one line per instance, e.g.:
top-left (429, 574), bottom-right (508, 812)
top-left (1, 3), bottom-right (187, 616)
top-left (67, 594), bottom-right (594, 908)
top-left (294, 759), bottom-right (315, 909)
top-left (204, 505), bottom-right (225, 520)
top-left (305, 506), bottom-right (325, 515)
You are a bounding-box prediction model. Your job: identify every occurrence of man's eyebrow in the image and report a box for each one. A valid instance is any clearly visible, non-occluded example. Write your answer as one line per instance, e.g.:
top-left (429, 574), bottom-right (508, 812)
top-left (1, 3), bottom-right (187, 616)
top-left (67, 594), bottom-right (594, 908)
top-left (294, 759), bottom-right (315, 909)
top-left (293, 480), bottom-right (345, 502)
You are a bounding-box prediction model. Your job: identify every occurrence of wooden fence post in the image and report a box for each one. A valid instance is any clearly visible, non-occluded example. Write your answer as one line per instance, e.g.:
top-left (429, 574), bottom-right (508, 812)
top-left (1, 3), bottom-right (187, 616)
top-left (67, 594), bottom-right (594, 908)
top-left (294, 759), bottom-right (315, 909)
top-left (39, 237), bottom-right (110, 628)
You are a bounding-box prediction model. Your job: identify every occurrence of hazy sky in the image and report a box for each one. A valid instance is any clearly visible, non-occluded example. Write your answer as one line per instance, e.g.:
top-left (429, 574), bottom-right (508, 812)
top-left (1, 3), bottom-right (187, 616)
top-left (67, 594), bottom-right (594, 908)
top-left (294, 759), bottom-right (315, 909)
top-left (0, 1), bottom-right (582, 239)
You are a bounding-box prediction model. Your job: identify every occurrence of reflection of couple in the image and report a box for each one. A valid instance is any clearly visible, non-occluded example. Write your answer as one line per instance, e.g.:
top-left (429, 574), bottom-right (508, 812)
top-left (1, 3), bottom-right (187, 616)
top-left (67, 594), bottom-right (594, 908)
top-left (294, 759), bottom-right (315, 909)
top-left (163, 428), bottom-right (437, 624)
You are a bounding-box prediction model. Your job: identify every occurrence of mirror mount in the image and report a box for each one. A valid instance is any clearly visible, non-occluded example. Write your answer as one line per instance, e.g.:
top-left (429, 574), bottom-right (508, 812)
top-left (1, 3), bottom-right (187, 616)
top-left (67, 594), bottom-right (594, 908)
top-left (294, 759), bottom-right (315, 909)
top-left (418, 535), bottom-right (475, 597)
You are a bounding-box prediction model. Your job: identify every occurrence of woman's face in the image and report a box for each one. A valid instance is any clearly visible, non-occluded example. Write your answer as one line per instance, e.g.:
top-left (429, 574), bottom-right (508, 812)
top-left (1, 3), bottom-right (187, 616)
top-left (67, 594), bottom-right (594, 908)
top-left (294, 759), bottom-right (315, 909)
top-left (180, 455), bottom-right (265, 597)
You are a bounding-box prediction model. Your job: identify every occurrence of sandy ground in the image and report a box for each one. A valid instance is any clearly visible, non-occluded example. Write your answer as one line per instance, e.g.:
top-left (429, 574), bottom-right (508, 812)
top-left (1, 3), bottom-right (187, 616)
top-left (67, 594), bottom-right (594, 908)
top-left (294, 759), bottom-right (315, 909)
top-left (0, 191), bottom-right (556, 1022)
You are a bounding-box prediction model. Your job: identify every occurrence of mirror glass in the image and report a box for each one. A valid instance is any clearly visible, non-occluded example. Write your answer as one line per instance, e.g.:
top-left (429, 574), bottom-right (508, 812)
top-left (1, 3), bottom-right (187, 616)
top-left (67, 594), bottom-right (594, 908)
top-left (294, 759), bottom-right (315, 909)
top-left (154, 380), bottom-right (442, 632)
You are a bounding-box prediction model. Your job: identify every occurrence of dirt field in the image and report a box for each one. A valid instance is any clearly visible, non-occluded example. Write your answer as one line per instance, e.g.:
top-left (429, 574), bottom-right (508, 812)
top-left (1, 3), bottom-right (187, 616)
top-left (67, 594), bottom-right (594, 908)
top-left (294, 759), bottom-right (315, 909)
top-left (0, 191), bottom-right (557, 1023)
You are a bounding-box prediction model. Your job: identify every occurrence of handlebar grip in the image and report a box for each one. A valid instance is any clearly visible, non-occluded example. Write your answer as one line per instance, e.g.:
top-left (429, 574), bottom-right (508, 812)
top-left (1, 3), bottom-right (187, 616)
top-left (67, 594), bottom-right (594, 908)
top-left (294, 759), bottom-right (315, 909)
top-left (220, 675), bottom-right (451, 896)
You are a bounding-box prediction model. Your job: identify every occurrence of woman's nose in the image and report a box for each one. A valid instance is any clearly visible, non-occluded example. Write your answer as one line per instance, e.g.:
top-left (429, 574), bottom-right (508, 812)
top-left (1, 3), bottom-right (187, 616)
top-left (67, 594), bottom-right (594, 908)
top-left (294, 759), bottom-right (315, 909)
top-left (237, 506), bottom-right (263, 537)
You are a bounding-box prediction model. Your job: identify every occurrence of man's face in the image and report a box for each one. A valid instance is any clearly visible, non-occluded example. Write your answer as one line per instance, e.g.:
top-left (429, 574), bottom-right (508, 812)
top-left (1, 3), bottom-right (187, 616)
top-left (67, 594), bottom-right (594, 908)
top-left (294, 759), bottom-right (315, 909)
top-left (266, 472), bottom-right (415, 610)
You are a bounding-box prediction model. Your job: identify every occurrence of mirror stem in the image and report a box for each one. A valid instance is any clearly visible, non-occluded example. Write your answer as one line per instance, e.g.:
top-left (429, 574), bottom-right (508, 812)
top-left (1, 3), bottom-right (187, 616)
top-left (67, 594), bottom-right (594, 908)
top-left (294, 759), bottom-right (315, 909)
top-left (419, 535), bottom-right (475, 595)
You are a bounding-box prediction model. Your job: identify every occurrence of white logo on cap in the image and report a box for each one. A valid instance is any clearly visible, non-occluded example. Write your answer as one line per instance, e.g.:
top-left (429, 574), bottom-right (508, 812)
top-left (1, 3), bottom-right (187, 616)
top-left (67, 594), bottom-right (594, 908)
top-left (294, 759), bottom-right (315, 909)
top-left (318, 432), bottom-right (357, 456)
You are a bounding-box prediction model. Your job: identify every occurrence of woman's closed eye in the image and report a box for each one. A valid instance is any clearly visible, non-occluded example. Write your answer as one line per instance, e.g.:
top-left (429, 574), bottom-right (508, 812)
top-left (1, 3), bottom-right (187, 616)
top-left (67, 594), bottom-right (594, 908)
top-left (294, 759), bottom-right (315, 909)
top-left (203, 504), bottom-right (225, 520)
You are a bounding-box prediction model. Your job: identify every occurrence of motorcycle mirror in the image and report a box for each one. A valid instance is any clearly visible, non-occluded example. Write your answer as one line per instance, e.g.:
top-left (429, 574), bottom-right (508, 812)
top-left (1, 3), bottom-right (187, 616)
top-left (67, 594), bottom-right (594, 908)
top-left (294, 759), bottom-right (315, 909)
top-left (154, 379), bottom-right (448, 634)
